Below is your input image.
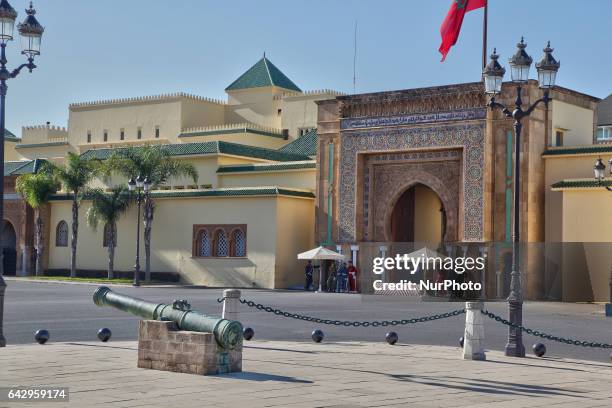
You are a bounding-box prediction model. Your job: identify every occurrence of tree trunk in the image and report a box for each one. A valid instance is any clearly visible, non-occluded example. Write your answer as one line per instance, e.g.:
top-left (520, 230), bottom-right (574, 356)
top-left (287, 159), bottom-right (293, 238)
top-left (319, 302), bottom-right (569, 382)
top-left (143, 198), bottom-right (155, 284)
top-left (107, 222), bottom-right (115, 280)
top-left (70, 194), bottom-right (78, 278)
top-left (35, 212), bottom-right (43, 277)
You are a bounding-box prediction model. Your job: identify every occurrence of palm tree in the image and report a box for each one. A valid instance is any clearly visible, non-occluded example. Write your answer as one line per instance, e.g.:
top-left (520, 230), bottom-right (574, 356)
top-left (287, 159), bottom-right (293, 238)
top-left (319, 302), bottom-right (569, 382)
top-left (86, 187), bottom-right (132, 279)
top-left (46, 152), bottom-right (100, 277)
top-left (15, 173), bottom-right (59, 276)
top-left (104, 145), bottom-right (197, 283)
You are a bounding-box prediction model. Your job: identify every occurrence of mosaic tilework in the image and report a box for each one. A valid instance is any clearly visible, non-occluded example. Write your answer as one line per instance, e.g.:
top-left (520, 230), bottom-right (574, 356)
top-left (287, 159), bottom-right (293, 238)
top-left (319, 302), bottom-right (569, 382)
top-left (364, 150), bottom-right (462, 241)
top-left (338, 121), bottom-right (485, 242)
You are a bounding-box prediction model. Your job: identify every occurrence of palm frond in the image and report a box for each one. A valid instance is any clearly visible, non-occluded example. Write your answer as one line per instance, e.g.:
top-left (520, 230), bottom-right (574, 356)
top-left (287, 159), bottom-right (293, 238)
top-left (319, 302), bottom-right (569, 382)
top-left (15, 173), bottom-right (59, 209)
top-left (47, 152), bottom-right (101, 195)
top-left (86, 186), bottom-right (133, 231)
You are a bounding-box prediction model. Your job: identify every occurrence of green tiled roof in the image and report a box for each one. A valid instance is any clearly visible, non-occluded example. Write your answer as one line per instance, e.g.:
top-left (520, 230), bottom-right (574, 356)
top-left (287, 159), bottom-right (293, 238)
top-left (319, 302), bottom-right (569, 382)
top-left (80, 141), bottom-right (311, 162)
top-left (279, 129), bottom-right (317, 156)
top-left (542, 144), bottom-right (612, 156)
top-left (15, 141), bottom-right (69, 149)
top-left (179, 126), bottom-right (284, 139)
top-left (4, 129), bottom-right (19, 142)
top-left (4, 159), bottom-right (46, 176)
top-left (551, 179), bottom-right (612, 189)
top-left (217, 161), bottom-right (316, 173)
top-left (225, 56), bottom-right (301, 92)
top-left (50, 187), bottom-right (315, 201)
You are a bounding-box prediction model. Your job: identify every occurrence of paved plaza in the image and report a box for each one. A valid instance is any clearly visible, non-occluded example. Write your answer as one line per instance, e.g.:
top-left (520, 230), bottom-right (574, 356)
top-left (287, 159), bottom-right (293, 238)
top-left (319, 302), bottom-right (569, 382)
top-left (1, 340), bottom-right (611, 408)
top-left (4, 281), bottom-right (612, 362)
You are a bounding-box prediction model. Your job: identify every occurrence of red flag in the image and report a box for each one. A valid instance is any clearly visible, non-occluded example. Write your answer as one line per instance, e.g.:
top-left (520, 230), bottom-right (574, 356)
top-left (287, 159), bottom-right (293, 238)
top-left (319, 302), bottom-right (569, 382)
top-left (439, 0), bottom-right (486, 62)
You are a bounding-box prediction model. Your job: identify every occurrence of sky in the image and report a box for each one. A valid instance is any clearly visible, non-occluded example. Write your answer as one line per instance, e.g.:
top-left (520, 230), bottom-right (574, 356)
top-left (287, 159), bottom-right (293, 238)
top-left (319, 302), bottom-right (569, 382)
top-left (4, 0), bottom-right (612, 134)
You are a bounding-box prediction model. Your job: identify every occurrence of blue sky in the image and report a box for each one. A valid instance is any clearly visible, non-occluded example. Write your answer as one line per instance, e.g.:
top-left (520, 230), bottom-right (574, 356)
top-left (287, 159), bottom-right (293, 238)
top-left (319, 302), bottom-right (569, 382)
top-left (5, 0), bottom-right (612, 134)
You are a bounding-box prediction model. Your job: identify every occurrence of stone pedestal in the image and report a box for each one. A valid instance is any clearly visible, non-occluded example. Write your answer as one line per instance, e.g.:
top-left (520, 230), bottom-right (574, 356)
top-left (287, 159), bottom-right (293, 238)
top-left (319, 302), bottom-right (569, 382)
top-left (137, 320), bottom-right (242, 375)
top-left (463, 301), bottom-right (486, 360)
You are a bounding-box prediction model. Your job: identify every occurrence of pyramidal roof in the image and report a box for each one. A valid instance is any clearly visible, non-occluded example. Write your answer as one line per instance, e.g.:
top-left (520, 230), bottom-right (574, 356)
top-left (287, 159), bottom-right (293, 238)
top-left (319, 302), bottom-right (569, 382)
top-left (225, 55), bottom-right (301, 92)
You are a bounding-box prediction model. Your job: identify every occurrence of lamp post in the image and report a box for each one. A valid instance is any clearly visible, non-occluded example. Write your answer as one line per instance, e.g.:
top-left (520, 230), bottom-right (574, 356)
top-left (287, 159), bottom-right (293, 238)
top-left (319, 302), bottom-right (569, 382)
top-left (128, 176), bottom-right (151, 287)
top-left (0, 1), bottom-right (44, 348)
top-left (593, 158), bottom-right (612, 316)
top-left (482, 38), bottom-right (560, 357)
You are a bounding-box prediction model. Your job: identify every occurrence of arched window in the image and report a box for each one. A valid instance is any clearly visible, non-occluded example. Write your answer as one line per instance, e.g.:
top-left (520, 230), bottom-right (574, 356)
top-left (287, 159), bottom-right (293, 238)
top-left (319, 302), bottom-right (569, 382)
top-left (103, 223), bottom-right (116, 247)
top-left (214, 229), bottom-right (228, 257)
top-left (56, 221), bottom-right (68, 247)
top-left (199, 229), bottom-right (211, 257)
top-left (230, 229), bottom-right (246, 257)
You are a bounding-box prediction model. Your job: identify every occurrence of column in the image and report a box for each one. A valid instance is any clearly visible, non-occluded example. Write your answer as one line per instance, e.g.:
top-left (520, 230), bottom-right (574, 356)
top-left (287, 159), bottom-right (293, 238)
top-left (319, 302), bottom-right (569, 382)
top-left (463, 301), bottom-right (486, 360)
top-left (222, 289), bottom-right (241, 322)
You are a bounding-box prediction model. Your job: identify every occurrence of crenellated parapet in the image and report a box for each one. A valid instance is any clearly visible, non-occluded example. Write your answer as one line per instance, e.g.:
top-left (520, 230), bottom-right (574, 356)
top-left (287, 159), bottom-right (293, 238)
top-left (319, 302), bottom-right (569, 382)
top-left (69, 92), bottom-right (227, 110)
top-left (20, 124), bottom-right (69, 145)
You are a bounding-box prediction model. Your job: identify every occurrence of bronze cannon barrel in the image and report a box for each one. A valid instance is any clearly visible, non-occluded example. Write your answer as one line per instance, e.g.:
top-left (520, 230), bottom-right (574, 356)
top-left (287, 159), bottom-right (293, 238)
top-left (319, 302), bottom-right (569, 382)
top-left (93, 286), bottom-right (242, 350)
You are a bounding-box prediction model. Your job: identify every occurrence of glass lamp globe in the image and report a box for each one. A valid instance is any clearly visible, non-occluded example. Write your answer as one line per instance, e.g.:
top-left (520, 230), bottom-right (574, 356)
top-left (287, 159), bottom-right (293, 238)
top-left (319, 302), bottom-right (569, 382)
top-left (593, 158), bottom-right (606, 181)
top-left (535, 41), bottom-right (560, 89)
top-left (482, 48), bottom-right (505, 95)
top-left (508, 37), bottom-right (532, 83)
top-left (17, 2), bottom-right (43, 57)
top-left (0, 0), bottom-right (17, 43)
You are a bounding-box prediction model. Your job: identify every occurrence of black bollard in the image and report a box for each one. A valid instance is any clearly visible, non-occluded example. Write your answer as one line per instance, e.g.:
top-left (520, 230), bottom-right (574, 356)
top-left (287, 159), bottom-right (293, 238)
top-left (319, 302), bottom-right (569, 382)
top-left (34, 329), bottom-right (49, 345)
top-left (97, 328), bottom-right (112, 342)
top-left (385, 332), bottom-right (398, 345)
top-left (533, 343), bottom-right (546, 357)
top-left (243, 327), bottom-right (254, 341)
top-left (311, 329), bottom-right (324, 343)
top-left (459, 336), bottom-right (464, 348)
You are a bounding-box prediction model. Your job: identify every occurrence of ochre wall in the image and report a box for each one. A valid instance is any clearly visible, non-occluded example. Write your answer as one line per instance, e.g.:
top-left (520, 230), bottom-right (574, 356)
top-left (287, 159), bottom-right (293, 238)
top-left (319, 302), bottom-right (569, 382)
top-left (544, 154), bottom-right (604, 242)
top-left (280, 93), bottom-right (336, 140)
top-left (47, 195), bottom-right (314, 288)
top-left (69, 100), bottom-right (183, 148)
top-left (180, 98), bottom-right (226, 131)
top-left (218, 169), bottom-right (316, 190)
top-left (551, 100), bottom-right (595, 146)
top-left (14, 144), bottom-right (76, 160)
top-left (226, 87), bottom-right (283, 129)
top-left (274, 196), bottom-right (315, 288)
top-left (4, 141), bottom-right (23, 161)
top-left (413, 185), bottom-right (443, 243)
top-left (177, 131), bottom-right (286, 149)
top-left (561, 189), bottom-right (612, 242)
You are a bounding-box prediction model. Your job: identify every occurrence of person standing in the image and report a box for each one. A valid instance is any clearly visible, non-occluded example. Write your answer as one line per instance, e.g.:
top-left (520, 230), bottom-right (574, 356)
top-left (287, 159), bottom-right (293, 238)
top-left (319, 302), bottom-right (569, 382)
top-left (336, 262), bottom-right (348, 293)
top-left (304, 260), bottom-right (313, 291)
top-left (326, 261), bottom-right (337, 292)
top-left (347, 260), bottom-right (359, 293)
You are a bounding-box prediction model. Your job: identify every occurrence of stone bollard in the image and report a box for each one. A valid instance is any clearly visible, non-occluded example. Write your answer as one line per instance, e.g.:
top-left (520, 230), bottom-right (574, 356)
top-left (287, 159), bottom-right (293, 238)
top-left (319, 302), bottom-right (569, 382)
top-left (462, 301), bottom-right (486, 360)
top-left (222, 289), bottom-right (241, 322)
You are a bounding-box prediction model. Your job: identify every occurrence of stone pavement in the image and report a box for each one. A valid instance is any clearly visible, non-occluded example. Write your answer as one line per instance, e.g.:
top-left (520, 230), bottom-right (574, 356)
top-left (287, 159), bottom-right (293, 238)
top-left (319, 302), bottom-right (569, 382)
top-left (1, 340), bottom-right (611, 408)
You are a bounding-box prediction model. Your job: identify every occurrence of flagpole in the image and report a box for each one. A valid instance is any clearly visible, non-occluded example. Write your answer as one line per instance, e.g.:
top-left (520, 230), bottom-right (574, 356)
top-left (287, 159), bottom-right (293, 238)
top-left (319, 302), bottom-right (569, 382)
top-left (482, 0), bottom-right (488, 69)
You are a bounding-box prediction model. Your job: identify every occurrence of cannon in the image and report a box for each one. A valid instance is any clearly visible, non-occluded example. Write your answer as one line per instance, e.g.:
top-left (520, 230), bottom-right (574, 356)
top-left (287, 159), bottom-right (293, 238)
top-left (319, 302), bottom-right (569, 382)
top-left (93, 286), bottom-right (242, 350)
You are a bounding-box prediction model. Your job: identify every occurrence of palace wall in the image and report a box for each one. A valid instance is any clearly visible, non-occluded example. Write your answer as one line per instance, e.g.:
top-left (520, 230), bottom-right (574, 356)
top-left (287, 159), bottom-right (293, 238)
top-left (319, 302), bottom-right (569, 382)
top-left (47, 194), bottom-right (314, 288)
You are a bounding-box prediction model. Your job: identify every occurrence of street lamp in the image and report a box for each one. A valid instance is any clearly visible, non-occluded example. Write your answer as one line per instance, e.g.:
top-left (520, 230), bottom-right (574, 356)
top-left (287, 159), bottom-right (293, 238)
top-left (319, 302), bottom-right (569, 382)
top-left (0, 1), bottom-right (44, 348)
top-left (593, 158), bottom-right (612, 192)
top-left (482, 38), bottom-right (560, 357)
top-left (128, 176), bottom-right (151, 287)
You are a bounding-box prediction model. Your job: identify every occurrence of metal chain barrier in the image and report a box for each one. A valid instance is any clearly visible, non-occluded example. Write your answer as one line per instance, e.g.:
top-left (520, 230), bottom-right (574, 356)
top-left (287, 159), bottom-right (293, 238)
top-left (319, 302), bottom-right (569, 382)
top-left (481, 310), bottom-right (612, 349)
top-left (217, 297), bottom-right (464, 327)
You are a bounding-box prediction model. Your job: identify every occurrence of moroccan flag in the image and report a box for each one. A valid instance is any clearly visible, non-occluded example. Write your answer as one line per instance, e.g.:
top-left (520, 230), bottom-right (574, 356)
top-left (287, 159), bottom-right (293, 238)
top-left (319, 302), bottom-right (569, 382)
top-left (439, 0), bottom-right (486, 61)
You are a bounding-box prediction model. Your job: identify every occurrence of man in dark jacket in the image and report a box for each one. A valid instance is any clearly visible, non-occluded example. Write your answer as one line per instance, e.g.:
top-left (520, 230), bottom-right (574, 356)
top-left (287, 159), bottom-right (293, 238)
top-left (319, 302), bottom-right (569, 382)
top-left (304, 260), bottom-right (313, 291)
